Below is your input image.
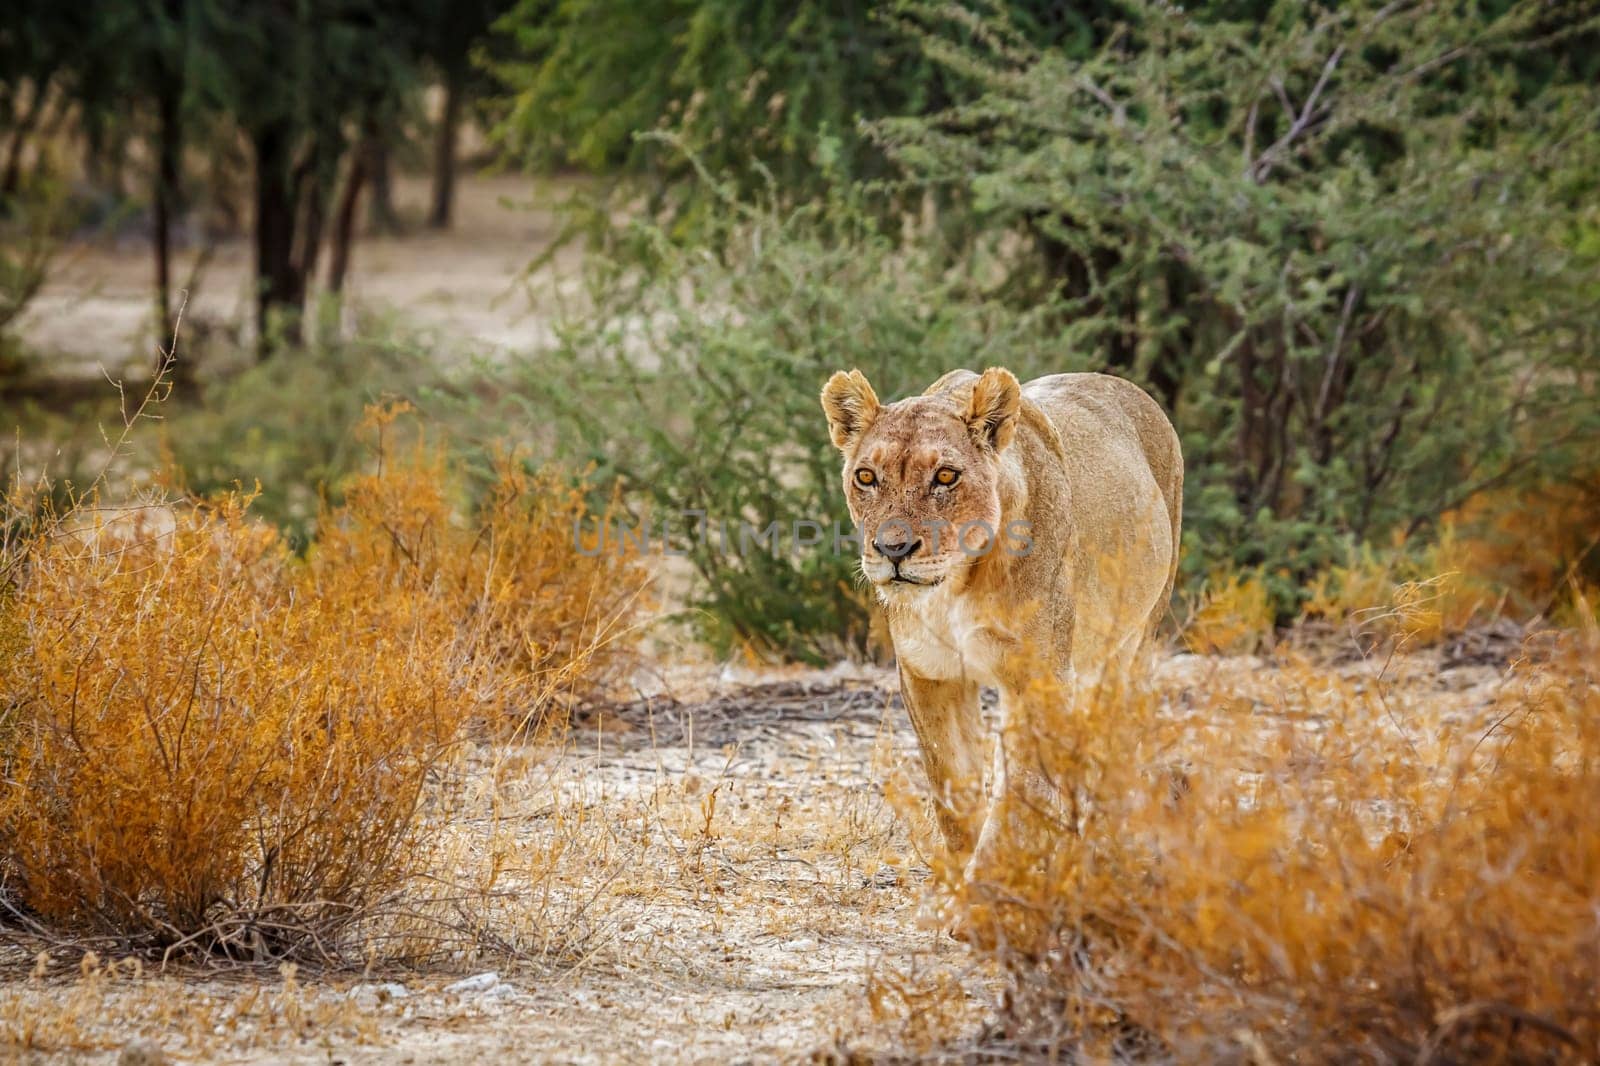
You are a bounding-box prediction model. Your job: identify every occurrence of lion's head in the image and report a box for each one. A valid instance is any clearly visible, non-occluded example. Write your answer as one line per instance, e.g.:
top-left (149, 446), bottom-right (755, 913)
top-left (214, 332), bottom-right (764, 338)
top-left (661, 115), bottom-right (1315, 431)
top-left (821, 367), bottom-right (1022, 592)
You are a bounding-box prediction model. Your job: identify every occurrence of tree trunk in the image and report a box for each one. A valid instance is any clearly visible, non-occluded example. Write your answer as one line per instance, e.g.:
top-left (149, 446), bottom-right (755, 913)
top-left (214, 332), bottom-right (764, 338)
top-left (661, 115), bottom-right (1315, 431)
top-left (326, 143), bottom-right (367, 296)
top-left (1150, 264), bottom-right (1194, 411)
top-left (105, 125), bottom-right (131, 202)
top-left (427, 66), bottom-right (466, 230)
top-left (289, 138), bottom-right (330, 310)
top-left (2, 77), bottom-right (52, 199)
top-left (153, 84), bottom-right (182, 363)
top-left (365, 135), bottom-right (400, 234)
top-left (83, 111), bottom-right (109, 192)
top-left (1028, 212), bottom-right (1137, 370)
top-left (80, 112), bottom-right (130, 201)
top-left (252, 120), bottom-right (302, 355)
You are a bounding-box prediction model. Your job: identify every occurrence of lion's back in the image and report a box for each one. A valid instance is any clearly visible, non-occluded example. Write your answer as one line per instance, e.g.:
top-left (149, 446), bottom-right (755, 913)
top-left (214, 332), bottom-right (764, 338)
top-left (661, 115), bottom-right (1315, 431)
top-left (1024, 372), bottom-right (1184, 651)
top-left (1024, 373), bottom-right (1182, 533)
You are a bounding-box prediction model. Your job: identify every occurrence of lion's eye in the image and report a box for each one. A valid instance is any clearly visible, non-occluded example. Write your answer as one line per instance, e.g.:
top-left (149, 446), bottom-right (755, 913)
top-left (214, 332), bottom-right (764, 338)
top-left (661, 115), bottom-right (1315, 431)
top-left (934, 467), bottom-right (960, 487)
top-left (855, 469), bottom-right (877, 487)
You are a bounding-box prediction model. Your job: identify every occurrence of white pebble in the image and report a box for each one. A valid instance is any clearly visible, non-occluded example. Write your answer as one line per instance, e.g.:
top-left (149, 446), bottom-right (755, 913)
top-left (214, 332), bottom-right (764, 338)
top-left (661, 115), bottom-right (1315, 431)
top-left (444, 971), bottom-right (500, 994)
top-left (348, 982), bottom-right (410, 1002)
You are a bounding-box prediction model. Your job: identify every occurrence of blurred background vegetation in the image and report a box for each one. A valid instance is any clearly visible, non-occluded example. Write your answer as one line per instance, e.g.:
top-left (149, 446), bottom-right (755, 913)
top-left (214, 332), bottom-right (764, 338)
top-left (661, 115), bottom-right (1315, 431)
top-left (4, 0), bottom-right (1597, 661)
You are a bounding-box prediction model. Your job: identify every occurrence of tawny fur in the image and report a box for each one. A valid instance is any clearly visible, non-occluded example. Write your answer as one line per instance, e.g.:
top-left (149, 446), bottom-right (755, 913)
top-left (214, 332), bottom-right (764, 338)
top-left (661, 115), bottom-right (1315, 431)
top-left (821, 367), bottom-right (1183, 872)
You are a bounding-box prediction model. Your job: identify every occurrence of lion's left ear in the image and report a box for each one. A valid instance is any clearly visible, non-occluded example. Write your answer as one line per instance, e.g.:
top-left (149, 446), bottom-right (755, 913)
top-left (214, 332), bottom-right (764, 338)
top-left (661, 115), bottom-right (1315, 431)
top-left (967, 367), bottom-right (1021, 452)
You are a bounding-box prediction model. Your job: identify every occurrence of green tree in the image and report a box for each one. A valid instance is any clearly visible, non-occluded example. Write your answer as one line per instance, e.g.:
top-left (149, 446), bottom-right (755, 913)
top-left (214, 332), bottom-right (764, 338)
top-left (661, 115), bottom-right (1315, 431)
top-left (6, 0), bottom-right (427, 358)
top-left (872, 0), bottom-right (1600, 604)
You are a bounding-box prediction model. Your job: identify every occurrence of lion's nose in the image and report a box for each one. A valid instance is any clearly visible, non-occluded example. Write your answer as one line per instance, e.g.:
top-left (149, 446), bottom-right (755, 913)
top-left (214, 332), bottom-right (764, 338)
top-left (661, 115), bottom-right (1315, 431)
top-left (873, 537), bottom-right (922, 562)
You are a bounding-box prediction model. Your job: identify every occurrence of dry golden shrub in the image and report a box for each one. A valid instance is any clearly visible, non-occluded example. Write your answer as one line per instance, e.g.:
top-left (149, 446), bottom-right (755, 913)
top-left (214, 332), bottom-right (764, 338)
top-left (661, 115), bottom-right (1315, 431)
top-left (1446, 472), bottom-right (1600, 621)
top-left (0, 407), bottom-right (651, 959)
top-left (1182, 569), bottom-right (1274, 655)
top-left (0, 495), bottom-right (472, 958)
top-left (949, 611), bottom-right (1600, 1062)
top-left (1301, 535), bottom-right (1495, 645)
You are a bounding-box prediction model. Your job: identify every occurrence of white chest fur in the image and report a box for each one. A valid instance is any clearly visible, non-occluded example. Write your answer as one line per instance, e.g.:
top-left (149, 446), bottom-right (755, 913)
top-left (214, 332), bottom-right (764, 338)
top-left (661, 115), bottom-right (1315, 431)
top-left (886, 583), bottom-right (1008, 686)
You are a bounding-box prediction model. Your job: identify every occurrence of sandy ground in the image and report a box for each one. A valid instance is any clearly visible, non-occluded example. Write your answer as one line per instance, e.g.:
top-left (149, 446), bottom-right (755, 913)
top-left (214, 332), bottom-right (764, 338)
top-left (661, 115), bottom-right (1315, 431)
top-left (14, 173), bottom-right (585, 379)
top-left (0, 639), bottom-right (1522, 1065)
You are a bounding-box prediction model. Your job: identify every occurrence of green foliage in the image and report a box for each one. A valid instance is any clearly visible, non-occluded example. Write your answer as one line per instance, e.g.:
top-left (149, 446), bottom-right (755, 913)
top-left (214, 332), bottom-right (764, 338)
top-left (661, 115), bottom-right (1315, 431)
top-left (490, 0), bottom-right (1120, 235)
top-left (494, 2), bottom-right (919, 191)
top-left (502, 184), bottom-right (1069, 661)
top-left (872, 0), bottom-right (1600, 611)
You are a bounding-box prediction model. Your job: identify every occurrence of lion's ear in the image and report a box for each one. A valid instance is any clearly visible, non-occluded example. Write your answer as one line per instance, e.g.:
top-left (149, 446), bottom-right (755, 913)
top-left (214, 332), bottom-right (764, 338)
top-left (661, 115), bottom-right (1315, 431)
top-left (821, 369), bottom-right (881, 452)
top-left (967, 367), bottom-right (1021, 452)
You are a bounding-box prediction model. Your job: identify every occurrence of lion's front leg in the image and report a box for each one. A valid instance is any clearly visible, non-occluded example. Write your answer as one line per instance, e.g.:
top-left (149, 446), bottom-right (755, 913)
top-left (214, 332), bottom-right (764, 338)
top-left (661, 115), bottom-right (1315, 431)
top-left (898, 667), bottom-right (986, 865)
top-left (964, 679), bottom-right (1073, 886)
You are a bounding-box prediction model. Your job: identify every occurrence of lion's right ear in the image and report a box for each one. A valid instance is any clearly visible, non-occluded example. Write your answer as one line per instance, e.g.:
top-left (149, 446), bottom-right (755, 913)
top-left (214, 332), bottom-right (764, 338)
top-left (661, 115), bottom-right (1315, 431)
top-left (967, 367), bottom-right (1021, 452)
top-left (820, 370), bottom-right (881, 452)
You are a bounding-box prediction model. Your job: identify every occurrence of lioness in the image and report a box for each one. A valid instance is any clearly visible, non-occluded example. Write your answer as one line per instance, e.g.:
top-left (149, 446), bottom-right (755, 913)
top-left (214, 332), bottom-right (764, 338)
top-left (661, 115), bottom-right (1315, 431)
top-left (820, 367), bottom-right (1182, 873)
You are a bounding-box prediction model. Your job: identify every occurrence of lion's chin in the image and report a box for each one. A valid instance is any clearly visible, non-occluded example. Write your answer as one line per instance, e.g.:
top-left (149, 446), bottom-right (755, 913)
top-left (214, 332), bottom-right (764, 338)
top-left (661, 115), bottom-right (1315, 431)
top-left (871, 574), bottom-right (945, 598)
top-left (863, 559), bottom-right (952, 591)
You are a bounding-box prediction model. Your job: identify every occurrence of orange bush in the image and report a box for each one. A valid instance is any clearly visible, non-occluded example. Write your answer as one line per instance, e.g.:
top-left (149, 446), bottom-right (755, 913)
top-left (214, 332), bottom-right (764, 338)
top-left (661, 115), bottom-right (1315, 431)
top-left (0, 496), bottom-right (473, 957)
top-left (1297, 469), bottom-right (1600, 644)
top-left (0, 409), bottom-right (651, 957)
top-left (1300, 532), bottom-right (1498, 645)
top-left (1446, 472), bottom-right (1600, 621)
top-left (1182, 569), bottom-right (1274, 655)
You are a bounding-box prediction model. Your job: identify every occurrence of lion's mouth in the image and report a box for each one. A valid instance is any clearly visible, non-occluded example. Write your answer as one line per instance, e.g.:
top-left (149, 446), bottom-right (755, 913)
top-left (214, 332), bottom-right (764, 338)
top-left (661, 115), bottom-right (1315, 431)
top-left (889, 573), bottom-right (940, 587)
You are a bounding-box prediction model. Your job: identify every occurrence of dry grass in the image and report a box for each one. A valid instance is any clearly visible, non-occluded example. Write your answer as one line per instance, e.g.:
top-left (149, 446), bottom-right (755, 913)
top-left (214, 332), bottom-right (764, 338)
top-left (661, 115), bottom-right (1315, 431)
top-left (1, 669), bottom-right (947, 1062)
top-left (3, 601), bottom-right (1590, 1060)
top-left (0, 957), bottom-right (382, 1059)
